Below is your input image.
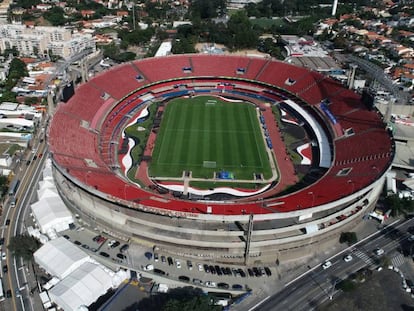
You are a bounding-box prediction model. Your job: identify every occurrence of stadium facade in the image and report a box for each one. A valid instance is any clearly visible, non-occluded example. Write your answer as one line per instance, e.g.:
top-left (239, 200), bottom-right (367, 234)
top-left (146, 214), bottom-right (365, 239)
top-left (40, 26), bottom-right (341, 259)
top-left (49, 54), bottom-right (394, 264)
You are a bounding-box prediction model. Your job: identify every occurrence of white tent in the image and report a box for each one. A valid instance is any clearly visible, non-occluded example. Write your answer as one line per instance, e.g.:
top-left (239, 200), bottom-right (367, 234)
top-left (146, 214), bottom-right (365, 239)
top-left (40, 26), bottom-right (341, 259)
top-left (48, 262), bottom-right (113, 311)
top-left (31, 196), bottom-right (73, 234)
top-left (34, 237), bottom-right (89, 280)
top-left (37, 187), bottom-right (59, 200)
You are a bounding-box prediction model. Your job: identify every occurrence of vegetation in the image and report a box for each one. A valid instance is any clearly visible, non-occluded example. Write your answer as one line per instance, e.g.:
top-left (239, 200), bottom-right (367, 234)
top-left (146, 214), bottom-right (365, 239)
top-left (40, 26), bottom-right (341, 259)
top-left (137, 287), bottom-right (220, 311)
top-left (8, 234), bottom-right (41, 261)
top-left (339, 232), bottom-right (358, 245)
top-left (385, 194), bottom-right (414, 217)
top-left (0, 175), bottom-right (9, 196)
top-left (100, 43), bottom-right (136, 62)
top-left (149, 96), bottom-right (272, 180)
top-left (44, 7), bottom-right (66, 26)
top-left (336, 279), bottom-right (356, 292)
top-left (1, 57), bottom-right (28, 102)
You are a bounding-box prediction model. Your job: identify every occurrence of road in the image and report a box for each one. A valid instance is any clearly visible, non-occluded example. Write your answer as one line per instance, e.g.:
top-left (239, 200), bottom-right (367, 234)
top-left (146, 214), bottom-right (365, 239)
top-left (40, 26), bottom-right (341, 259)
top-left (254, 218), bottom-right (414, 311)
top-left (0, 120), bottom-right (48, 311)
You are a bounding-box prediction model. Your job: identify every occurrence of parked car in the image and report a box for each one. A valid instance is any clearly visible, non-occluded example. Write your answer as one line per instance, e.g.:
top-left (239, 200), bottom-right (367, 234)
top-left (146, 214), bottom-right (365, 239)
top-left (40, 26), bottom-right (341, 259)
top-left (120, 244), bottom-right (129, 253)
top-left (154, 253), bottom-right (159, 262)
top-left (193, 278), bottom-right (203, 285)
top-left (247, 268), bottom-right (254, 277)
top-left (218, 282), bottom-right (229, 289)
top-left (197, 263), bottom-right (203, 271)
top-left (167, 257), bottom-right (173, 266)
top-left (232, 284), bottom-right (243, 290)
top-left (144, 264), bottom-right (154, 271)
top-left (154, 268), bottom-right (166, 276)
top-left (116, 253), bottom-right (126, 260)
top-left (264, 267), bottom-right (272, 276)
top-left (175, 260), bottom-right (182, 269)
top-left (110, 241), bottom-right (120, 249)
top-left (3, 265), bottom-right (8, 273)
top-left (178, 275), bottom-right (190, 282)
top-left (205, 281), bottom-right (217, 288)
top-left (99, 252), bottom-right (110, 258)
top-left (187, 260), bottom-right (193, 270)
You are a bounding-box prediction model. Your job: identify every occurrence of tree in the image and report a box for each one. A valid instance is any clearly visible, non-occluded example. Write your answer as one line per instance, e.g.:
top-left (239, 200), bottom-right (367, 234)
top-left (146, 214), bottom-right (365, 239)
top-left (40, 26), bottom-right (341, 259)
top-left (8, 235), bottom-right (41, 261)
top-left (0, 175), bottom-right (8, 196)
top-left (162, 295), bottom-right (221, 311)
top-left (44, 6), bottom-right (66, 26)
top-left (339, 232), bottom-right (358, 245)
top-left (227, 11), bottom-right (258, 50)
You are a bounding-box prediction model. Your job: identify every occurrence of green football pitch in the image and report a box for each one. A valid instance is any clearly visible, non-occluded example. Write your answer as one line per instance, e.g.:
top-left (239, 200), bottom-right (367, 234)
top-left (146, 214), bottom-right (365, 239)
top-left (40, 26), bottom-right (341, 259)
top-left (149, 96), bottom-right (272, 180)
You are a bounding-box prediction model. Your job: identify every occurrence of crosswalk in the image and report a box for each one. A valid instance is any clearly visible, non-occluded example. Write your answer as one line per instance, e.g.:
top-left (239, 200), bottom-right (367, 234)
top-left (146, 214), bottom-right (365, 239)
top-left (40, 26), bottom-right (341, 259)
top-left (391, 253), bottom-right (406, 268)
top-left (352, 249), bottom-right (374, 265)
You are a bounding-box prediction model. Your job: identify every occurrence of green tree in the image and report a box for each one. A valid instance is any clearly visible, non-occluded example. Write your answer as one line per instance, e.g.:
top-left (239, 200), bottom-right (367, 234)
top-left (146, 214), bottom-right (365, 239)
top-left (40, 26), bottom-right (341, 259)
top-left (227, 11), bottom-right (258, 50)
top-left (339, 232), bottom-right (358, 245)
top-left (162, 295), bottom-right (221, 311)
top-left (0, 175), bottom-right (8, 196)
top-left (385, 194), bottom-right (414, 217)
top-left (44, 6), bottom-right (66, 26)
top-left (8, 235), bottom-right (41, 261)
top-left (336, 279), bottom-right (356, 292)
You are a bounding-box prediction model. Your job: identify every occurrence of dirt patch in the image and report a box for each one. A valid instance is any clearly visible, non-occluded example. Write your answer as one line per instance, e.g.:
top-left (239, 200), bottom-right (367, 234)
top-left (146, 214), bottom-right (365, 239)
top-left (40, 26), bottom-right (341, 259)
top-left (320, 269), bottom-right (414, 311)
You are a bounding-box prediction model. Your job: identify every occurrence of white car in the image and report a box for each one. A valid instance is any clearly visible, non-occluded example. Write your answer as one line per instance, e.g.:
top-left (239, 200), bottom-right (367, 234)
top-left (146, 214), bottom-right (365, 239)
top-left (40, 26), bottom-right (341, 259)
top-left (197, 263), bottom-right (203, 272)
top-left (107, 240), bottom-right (116, 247)
top-left (1, 252), bottom-right (5, 260)
top-left (175, 260), bottom-right (181, 269)
top-left (374, 248), bottom-right (385, 256)
top-left (343, 255), bottom-right (353, 262)
top-left (322, 261), bottom-right (332, 270)
top-left (143, 264), bottom-right (154, 271)
top-left (205, 281), bottom-right (217, 288)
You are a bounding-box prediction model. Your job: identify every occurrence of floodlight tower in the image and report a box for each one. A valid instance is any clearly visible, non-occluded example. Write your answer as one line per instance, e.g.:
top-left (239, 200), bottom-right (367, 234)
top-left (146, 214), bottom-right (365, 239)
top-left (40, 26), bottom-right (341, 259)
top-left (332, 0), bottom-right (338, 16)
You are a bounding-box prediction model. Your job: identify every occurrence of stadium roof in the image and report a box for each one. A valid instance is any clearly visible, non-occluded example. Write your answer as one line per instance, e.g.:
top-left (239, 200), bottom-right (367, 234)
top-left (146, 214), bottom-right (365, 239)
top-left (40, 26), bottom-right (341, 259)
top-left (48, 262), bottom-right (113, 311)
top-left (34, 237), bottom-right (89, 279)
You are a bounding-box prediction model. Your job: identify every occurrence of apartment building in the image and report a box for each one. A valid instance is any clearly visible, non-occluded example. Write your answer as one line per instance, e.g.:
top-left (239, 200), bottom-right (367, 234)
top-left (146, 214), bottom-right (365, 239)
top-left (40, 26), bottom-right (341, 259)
top-left (0, 24), bottom-right (96, 59)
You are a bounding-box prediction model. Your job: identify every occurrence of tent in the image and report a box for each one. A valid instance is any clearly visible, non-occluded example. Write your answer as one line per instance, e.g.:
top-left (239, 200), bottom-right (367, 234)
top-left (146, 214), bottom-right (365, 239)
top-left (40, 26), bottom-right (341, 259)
top-left (31, 196), bottom-right (73, 234)
top-left (48, 262), bottom-right (113, 311)
top-left (34, 237), bottom-right (89, 280)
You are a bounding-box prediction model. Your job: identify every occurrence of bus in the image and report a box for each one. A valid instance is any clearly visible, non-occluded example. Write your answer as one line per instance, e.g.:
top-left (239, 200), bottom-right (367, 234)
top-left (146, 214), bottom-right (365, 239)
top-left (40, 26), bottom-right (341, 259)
top-left (8, 178), bottom-right (20, 196)
top-left (0, 278), bottom-right (5, 301)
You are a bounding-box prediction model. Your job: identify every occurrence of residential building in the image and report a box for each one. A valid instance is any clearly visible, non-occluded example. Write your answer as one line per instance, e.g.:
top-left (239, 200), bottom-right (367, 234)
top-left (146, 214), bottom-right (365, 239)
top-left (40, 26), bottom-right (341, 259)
top-left (0, 24), bottom-right (96, 59)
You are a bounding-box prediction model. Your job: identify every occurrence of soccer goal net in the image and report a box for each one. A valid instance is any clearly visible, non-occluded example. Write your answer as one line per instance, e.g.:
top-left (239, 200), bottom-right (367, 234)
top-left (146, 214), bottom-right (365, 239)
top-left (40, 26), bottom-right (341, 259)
top-left (203, 161), bottom-right (217, 168)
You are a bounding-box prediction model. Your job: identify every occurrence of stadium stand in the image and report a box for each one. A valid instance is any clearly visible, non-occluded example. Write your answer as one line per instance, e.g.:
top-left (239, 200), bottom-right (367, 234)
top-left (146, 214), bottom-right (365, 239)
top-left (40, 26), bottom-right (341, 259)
top-left (90, 63), bottom-right (145, 100)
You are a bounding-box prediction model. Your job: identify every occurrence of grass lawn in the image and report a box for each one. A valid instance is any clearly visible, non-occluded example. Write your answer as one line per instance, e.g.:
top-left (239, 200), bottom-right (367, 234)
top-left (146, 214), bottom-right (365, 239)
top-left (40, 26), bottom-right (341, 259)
top-left (149, 95), bottom-right (272, 180)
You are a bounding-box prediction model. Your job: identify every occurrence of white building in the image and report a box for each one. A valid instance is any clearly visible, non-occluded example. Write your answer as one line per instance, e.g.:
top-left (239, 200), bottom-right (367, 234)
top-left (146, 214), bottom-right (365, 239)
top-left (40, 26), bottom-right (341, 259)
top-left (0, 24), bottom-right (96, 59)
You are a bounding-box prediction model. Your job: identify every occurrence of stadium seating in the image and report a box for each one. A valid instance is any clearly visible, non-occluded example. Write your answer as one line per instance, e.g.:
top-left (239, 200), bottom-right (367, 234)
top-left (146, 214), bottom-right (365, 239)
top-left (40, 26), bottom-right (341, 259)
top-left (190, 55), bottom-right (252, 77)
top-left (133, 56), bottom-right (193, 82)
top-left (90, 63), bottom-right (145, 100)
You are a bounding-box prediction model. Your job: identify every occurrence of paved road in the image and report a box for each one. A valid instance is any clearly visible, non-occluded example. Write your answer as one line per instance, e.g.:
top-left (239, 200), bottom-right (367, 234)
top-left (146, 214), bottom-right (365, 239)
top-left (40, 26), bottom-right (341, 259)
top-left (0, 120), bottom-right (48, 311)
top-left (254, 218), bottom-right (414, 311)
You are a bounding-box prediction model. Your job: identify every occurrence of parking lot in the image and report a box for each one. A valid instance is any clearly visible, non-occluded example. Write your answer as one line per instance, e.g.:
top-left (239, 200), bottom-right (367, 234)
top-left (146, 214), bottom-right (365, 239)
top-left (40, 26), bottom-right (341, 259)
top-left (59, 225), bottom-right (277, 294)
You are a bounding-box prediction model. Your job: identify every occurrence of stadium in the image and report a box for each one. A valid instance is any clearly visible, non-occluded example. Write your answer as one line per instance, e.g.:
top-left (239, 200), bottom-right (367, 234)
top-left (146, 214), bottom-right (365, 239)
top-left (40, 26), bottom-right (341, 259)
top-left (48, 54), bottom-right (394, 264)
